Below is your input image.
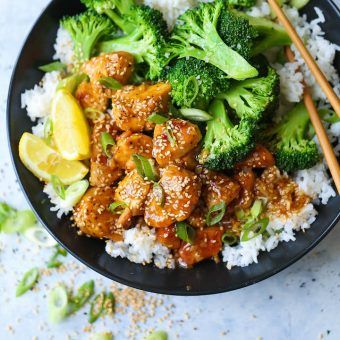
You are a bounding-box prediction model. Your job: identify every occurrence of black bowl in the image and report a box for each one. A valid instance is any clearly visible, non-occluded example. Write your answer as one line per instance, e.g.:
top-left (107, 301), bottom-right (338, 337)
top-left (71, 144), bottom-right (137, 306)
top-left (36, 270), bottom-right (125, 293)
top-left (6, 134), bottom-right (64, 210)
top-left (7, 0), bottom-right (340, 295)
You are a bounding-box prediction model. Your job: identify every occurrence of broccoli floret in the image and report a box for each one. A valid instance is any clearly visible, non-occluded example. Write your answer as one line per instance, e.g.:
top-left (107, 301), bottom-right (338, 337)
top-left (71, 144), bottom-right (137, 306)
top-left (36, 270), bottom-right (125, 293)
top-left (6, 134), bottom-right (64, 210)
top-left (98, 5), bottom-right (168, 80)
top-left (169, 1), bottom-right (258, 80)
top-left (232, 10), bottom-right (291, 55)
top-left (198, 99), bottom-right (256, 170)
top-left (217, 9), bottom-right (258, 60)
top-left (218, 66), bottom-right (280, 122)
top-left (61, 11), bottom-right (115, 67)
top-left (165, 58), bottom-right (231, 110)
top-left (228, 0), bottom-right (257, 9)
top-left (263, 103), bottom-right (320, 172)
top-left (81, 0), bottom-right (136, 34)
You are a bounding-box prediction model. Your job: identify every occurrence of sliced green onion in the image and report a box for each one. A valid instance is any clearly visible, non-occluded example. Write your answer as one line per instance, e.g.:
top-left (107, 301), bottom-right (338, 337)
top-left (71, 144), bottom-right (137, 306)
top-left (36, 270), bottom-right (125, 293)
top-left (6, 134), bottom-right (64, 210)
top-left (206, 202), bottom-right (226, 226)
top-left (1, 210), bottom-right (36, 234)
top-left (153, 183), bottom-right (165, 207)
top-left (0, 202), bottom-right (15, 225)
top-left (132, 154), bottom-right (159, 182)
top-left (89, 332), bottom-right (113, 340)
top-left (84, 107), bottom-right (105, 120)
top-left (147, 113), bottom-right (169, 124)
top-left (99, 77), bottom-right (122, 90)
top-left (64, 180), bottom-right (89, 206)
top-left (88, 292), bottom-right (106, 323)
top-left (319, 108), bottom-right (340, 124)
top-left (44, 117), bottom-right (53, 145)
top-left (104, 292), bottom-right (115, 315)
top-left (222, 232), bottom-right (238, 246)
top-left (16, 267), bottom-right (39, 297)
top-left (68, 280), bottom-right (95, 314)
top-left (183, 75), bottom-right (199, 107)
top-left (250, 199), bottom-right (263, 219)
top-left (47, 245), bottom-right (67, 269)
top-left (290, 0), bottom-right (310, 9)
top-left (109, 201), bottom-right (127, 215)
top-left (145, 330), bottom-right (168, 340)
top-left (164, 123), bottom-right (177, 147)
top-left (100, 132), bottom-right (116, 158)
top-left (24, 226), bottom-right (58, 248)
top-left (175, 222), bottom-right (196, 245)
top-left (179, 108), bottom-right (213, 122)
top-left (241, 217), bottom-right (270, 242)
top-left (235, 208), bottom-right (245, 221)
top-left (48, 285), bottom-right (69, 324)
top-left (39, 61), bottom-right (66, 73)
top-left (51, 175), bottom-right (66, 200)
top-left (57, 73), bottom-right (88, 94)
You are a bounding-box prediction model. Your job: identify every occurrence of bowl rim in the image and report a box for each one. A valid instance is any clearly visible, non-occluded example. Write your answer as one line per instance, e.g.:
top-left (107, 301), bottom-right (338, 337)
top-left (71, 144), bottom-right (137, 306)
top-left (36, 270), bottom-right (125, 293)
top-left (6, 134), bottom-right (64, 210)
top-left (6, 0), bottom-right (340, 296)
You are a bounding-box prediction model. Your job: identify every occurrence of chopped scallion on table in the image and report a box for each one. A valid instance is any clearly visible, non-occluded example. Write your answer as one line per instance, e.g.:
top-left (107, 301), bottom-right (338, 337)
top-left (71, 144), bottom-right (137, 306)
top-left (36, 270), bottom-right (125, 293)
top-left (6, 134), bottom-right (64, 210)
top-left (16, 267), bottom-right (40, 297)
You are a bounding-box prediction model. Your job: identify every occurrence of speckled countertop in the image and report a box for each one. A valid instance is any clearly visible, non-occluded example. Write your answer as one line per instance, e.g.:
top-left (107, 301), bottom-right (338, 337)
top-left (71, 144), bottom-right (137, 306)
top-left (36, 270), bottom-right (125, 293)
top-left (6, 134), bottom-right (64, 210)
top-left (0, 1), bottom-right (340, 339)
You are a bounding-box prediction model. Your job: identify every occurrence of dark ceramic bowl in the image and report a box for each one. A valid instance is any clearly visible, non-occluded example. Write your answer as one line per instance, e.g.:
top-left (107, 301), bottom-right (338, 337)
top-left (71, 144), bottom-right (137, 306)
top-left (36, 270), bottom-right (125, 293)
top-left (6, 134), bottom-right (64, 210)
top-left (7, 0), bottom-right (340, 295)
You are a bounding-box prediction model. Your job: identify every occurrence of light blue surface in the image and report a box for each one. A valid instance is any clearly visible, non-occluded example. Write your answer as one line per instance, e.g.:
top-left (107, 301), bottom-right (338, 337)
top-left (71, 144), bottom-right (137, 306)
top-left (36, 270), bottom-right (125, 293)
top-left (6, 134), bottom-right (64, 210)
top-left (0, 1), bottom-right (339, 339)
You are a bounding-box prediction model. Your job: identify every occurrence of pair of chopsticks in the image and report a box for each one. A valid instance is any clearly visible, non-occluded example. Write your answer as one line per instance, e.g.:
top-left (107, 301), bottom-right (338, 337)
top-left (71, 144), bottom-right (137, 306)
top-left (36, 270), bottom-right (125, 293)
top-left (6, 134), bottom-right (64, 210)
top-left (268, 0), bottom-right (340, 193)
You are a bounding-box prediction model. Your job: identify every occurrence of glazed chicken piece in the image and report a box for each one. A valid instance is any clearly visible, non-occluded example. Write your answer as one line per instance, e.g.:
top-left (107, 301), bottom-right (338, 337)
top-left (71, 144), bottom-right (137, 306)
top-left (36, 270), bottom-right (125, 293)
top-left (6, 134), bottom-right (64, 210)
top-left (114, 170), bottom-right (152, 216)
top-left (90, 115), bottom-right (123, 187)
top-left (113, 131), bottom-right (153, 171)
top-left (174, 147), bottom-right (200, 171)
top-left (73, 187), bottom-right (127, 240)
top-left (76, 52), bottom-right (135, 112)
top-left (200, 169), bottom-right (241, 209)
top-left (236, 145), bottom-right (275, 169)
top-left (187, 201), bottom-right (207, 229)
top-left (156, 225), bottom-right (182, 250)
top-left (179, 227), bottom-right (224, 266)
top-left (233, 168), bottom-right (256, 210)
top-left (144, 165), bottom-right (202, 228)
top-left (153, 119), bottom-right (202, 167)
top-left (111, 82), bottom-right (171, 132)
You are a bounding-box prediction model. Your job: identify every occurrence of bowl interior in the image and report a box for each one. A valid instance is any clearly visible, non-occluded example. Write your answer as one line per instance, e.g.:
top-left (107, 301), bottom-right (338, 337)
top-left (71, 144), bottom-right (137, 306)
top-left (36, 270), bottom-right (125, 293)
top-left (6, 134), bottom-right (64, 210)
top-left (7, 0), bottom-right (340, 295)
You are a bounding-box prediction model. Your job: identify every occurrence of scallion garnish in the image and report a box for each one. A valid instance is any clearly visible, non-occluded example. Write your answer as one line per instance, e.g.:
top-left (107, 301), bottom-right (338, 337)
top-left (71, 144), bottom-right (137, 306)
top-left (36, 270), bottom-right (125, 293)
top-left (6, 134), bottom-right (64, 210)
top-left (183, 76), bottom-right (199, 107)
top-left (89, 332), bottom-right (113, 340)
top-left (250, 199), bottom-right (263, 219)
top-left (100, 132), bottom-right (116, 157)
top-left (63, 180), bottom-right (89, 207)
top-left (16, 267), bottom-right (40, 297)
top-left (222, 232), bottom-right (238, 246)
top-left (1, 210), bottom-right (36, 234)
top-left (109, 202), bottom-right (127, 215)
top-left (99, 77), bottom-right (122, 90)
top-left (147, 113), bottom-right (169, 124)
top-left (44, 117), bottom-right (53, 145)
top-left (48, 285), bottom-right (69, 324)
top-left (146, 331), bottom-right (168, 340)
top-left (51, 175), bottom-right (66, 200)
top-left (175, 222), bottom-right (196, 245)
top-left (206, 202), bottom-right (226, 226)
top-left (104, 292), bottom-right (115, 315)
top-left (132, 154), bottom-right (159, 182)
top-left (68, 280), bottom-right (95, 314)
top-left (47, 245), bottom-right (67, 269)
top-left (153, 183), bottom-right (165, 207)
top-left (24, 226), bottom-right (58, 248)
top-left (235, 208), bottom-right (245, 221)
top-left (241, 217), bottom-right (269, 242)
top-left (39, 61), bottom-right (66, 73)
top-left (164, 123), bottom-right (177, 147)
top-left (88, 292), bottom-right (106, 323)
top-left (179, 108), bottom-right (213, 122)
top-left (84, 107), bottom-right (105, 120)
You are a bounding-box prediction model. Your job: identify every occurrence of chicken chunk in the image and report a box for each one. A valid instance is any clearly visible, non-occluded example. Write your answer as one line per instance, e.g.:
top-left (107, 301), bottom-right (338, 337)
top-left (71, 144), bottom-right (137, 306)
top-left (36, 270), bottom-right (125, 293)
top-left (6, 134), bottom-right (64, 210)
top-left (76, 81), bottom-right (109, 113)
top-left (233, 168), bottom-right (256, 210)
top-left (156, 225), bottom-right (182, 250)
top-left (114, 132), bottom-right (153, 171)
top-left (114, 170), bottom-right (152, 216)
top-left (73, 187), bottom-right (125, 240)
top-left (90, 115), bottom-right (122, 187)
top-left (200, 169), bottom-right (241, 209)
top-left (187, 203), bottom-right (207, 229)
top-left (144, 165), bottom-right (202, 228)
top-left (174, 147), bottom-right (200, 171)
top-left (179, 227), bottom-right (224, 266)
top-left (236, 145), bottom-right (275, 169)
top-left (153, 119), bottom-right (202, 167)
top-left (111, 82), bottom-right (171, 132)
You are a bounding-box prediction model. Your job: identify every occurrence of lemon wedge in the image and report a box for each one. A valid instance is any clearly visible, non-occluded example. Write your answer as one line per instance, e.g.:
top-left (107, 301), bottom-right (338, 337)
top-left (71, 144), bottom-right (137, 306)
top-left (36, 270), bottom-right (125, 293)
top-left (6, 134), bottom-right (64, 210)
top-left (19, 133), bottom-right (89, 185)
top-left (51, 89), bottom-right (91, 161)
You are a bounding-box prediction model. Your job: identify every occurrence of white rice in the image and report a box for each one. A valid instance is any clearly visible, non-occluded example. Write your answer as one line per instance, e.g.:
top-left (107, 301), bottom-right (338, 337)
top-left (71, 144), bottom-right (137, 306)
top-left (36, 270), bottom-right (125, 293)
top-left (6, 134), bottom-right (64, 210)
top-left (105, 227), bottom-right (175, 269)
top-left (21, 71), bottom-right (61, 121)
top-left (20, 0), bottom-right (339, 270)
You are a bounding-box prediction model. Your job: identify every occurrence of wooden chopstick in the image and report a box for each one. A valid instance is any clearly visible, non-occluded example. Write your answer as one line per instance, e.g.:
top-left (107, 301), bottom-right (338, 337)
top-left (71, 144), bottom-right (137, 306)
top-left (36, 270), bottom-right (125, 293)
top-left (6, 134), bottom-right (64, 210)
top-left (268, 0), bottom-right (340, 117)
top-left (285, 47), bottom-right (340, 194)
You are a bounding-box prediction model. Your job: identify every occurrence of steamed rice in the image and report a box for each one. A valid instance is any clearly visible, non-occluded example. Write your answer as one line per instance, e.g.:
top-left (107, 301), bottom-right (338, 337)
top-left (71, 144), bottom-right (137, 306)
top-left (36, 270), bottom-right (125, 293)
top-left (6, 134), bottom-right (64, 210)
top-left (20, 0), bottom-right (340, 270)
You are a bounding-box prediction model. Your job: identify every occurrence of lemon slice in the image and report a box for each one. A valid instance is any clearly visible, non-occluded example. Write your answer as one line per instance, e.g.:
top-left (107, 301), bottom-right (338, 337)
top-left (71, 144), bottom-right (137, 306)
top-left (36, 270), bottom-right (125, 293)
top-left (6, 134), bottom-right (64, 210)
top-left (51, 89), bottom-right (91, 161)
top-left (19, 133), bottom-right (89, 185)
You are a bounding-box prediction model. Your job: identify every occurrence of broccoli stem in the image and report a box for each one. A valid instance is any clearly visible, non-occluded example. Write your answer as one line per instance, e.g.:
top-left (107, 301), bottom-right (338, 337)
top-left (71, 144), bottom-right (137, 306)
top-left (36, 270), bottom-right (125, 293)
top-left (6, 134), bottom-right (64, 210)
top-left (210, 99), bottom-right (234, 129)
top-left (104, 9), bottom-right (135, 34)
